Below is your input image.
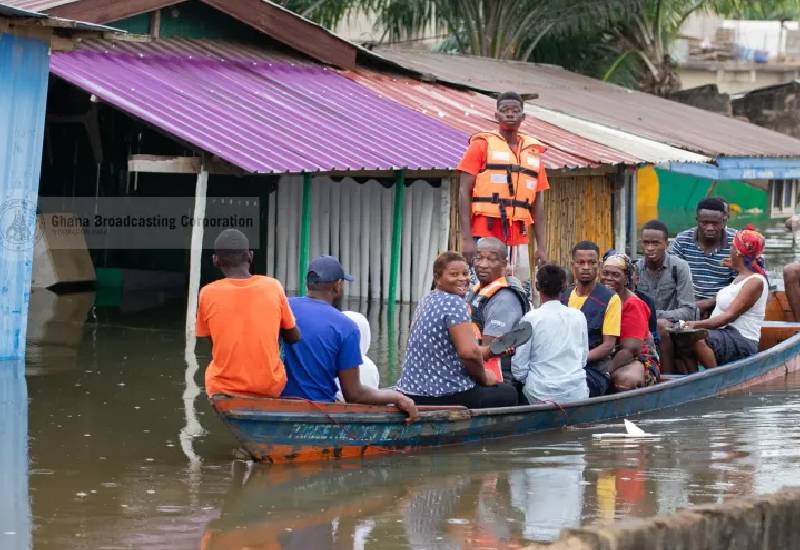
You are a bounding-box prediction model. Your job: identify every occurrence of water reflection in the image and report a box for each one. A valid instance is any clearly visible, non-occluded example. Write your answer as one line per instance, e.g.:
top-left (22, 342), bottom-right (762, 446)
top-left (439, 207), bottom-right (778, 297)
top-left (0, 362), bottom-right (31, 550)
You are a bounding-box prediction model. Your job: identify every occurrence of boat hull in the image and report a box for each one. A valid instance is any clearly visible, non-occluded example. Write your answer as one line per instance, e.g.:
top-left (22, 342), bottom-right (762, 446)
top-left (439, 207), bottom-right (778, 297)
top-left (213, 332), bottom-right (800, 464)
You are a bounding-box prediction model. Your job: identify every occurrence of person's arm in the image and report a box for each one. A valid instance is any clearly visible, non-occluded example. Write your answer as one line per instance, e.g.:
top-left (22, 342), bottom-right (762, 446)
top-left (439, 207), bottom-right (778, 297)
top-left (531, 192), bottom-right (547, 264)
top-left (659, 262), bottom-right (697, 321)
top-left (277, 292), bottom-right (301, 343)
top-left (339, 369), bottom-right (418, 421)
top-left (449, 323), bottom-right (496, 386)
top-left (510, 318), bottom-right (533, 382)
top-left (687, 277), bottom-right (764, 330)
top-left (458, 171), bottom-right (477, 261)
top-left (588, 335), bottom-right (616, 363)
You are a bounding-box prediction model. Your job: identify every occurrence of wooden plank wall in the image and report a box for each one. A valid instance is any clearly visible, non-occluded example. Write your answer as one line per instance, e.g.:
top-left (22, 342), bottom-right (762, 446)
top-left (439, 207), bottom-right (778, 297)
top-left (540, 173), bottom-right (615, 269)
top-left (447, 172), bottom-right (615, 271)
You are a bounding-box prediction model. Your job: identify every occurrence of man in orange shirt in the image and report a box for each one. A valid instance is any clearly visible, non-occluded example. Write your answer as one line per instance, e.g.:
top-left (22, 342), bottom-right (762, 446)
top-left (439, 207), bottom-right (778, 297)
top-left (457, 91), bottom-right (549, 282)
top-left (197, 229), bottom-right (300, 398)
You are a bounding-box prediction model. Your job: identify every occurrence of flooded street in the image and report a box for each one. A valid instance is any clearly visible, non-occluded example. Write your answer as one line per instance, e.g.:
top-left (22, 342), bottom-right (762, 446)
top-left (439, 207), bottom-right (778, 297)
top-left (2, 233), bottom-right (796, 549)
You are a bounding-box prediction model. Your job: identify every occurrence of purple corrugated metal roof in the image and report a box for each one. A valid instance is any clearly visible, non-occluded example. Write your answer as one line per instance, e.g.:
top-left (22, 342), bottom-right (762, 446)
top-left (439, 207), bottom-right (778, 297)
top-left (347, 70), bottom-right (639, 169)
top-left (50, 39), bottom-right (469, 173)
top-left (377, 49), bottom-right (800, 158)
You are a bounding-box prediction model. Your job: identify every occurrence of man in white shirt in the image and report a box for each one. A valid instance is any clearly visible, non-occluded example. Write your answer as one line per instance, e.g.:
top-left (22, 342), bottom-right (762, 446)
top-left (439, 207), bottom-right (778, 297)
top-left (511, 264), bottom-right (590, 404)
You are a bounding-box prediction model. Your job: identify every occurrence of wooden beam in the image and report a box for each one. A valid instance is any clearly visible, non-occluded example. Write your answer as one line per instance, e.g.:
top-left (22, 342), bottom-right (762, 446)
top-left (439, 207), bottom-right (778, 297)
top-left (201, 0), bottom-right (357, 69)
top-left (46, 0), bottom-right (181, 25)
top-left (127, 154), bottom-right (245, 175)
top-left (149, 8), bottom-right (161, 38)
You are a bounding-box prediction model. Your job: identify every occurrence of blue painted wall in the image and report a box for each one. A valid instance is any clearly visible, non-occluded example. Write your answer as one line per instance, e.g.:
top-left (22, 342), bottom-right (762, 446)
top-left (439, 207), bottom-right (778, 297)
top-left (0, 361), bottom-right (31, 548)
top-left (0, 32), bottom-right (50, 360)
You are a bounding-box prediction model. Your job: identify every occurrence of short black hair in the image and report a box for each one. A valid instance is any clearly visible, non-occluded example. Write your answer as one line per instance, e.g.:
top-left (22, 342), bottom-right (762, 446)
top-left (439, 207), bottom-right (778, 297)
top-left (571, 240), bottom-right (600, 258)
top-left (697, 197), bottom-right (726, 214)
top-left (536, 264), bottom-right (566, 298)
top-left (213, 229), bottom-right (250, 268)
top-left (641, 219), bottom-right (669, 241)
top-left (496, 91), bottom-right (523, 108)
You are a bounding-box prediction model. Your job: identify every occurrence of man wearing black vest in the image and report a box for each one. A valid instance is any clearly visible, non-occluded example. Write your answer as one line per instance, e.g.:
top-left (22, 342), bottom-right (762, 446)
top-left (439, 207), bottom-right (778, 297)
top-left (561, 241), bottom-right (621, 397)
top-left (467, 237), bottom-right (530, 383)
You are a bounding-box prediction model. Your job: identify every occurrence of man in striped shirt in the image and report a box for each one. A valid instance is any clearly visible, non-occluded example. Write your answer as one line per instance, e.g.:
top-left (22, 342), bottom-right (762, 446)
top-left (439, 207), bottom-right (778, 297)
top-left (669, 198), bottom-right (736, 318)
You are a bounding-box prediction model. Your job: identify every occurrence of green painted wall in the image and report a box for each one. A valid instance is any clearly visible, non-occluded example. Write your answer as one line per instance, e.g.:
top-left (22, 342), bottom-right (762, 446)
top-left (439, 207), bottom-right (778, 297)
top-left (650, 169), bottom-right (769, 234)
top-left (112, 1), bottom-right (266, 42)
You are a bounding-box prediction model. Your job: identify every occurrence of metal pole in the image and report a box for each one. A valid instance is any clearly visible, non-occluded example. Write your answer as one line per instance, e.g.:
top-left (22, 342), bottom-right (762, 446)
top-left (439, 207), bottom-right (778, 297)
top-left (388, 171), bottom-right (405, 312)
top-left (298, 172), bottom-right (312, 296)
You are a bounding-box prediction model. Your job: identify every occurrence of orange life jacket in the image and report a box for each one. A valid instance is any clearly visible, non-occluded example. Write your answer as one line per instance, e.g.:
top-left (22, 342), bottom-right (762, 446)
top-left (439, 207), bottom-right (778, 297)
top-left (467, 276), bottom-right (530, 383)
top-left (470, 131), bottom-right (546, 239)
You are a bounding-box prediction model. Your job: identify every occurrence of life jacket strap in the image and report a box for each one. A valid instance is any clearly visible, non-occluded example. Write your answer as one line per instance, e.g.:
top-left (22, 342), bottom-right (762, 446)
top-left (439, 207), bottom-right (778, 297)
top-left (482, 163), bottom-right (539, 178)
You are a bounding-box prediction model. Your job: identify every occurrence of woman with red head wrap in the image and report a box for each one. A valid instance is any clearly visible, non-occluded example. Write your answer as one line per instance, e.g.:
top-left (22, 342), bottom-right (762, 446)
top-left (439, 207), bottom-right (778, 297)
top-left (683, 225), bottom-right (768, 368)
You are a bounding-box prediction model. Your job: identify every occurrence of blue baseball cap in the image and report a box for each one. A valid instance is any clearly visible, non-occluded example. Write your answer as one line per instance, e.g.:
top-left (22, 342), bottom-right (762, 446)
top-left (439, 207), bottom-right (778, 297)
top-left (307, 256), bottom-right (354, 283)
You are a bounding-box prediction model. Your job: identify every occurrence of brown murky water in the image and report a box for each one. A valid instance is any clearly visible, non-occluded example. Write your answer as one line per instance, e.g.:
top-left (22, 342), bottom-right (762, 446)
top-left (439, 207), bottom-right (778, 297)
top-left (3, 232), bottom-right (799, 549)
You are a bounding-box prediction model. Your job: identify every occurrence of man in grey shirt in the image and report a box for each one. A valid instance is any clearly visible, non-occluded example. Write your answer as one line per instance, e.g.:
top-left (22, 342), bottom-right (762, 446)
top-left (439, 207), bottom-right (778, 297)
top-left (636, 220), bottom-right (696, 374)
top-left (467, 237), bottom-right (530, 382)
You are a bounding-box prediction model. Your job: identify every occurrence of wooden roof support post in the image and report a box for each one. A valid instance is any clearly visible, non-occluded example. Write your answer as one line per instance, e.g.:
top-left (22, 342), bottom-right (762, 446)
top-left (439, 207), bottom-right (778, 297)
top-left (387, 170), bottom-right (405, 379)
top-left (627, 170), bottom-right (638, 260)
top-left (614, 171), bottom-right (628, 254)
top-left (185, 165), bottom-right (208, 353)
top-left (298, 173), bottom-right (312, 296)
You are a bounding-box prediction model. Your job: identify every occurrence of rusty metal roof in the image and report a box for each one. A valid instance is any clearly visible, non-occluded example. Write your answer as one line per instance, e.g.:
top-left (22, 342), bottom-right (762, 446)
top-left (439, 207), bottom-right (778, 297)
top-left (346, 70), bottom-right (639, 169)
top-left (50, 39), bottom-right (470, 174)
top-left (377, 49), bottom-right (800, 158)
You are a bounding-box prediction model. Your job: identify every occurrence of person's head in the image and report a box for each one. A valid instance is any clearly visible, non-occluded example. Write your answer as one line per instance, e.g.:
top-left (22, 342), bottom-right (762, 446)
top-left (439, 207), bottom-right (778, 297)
top-left (730, 225), bottom-right (767, 277)
top-left (433, 251), bottom-right (470, 297)
top-left (536, 264), bottom-right (567, 300)
top-left (474, 237), bottom-right (507, 285)
top-left (495, 91), bottom-right (525, 132)
top-left (212, 229), bottom-right (252, 274)
top-left (601, 253), bottom-right (634, 294)
top-left (306, 255), bottom-right (353, 308)
top-left (696, 197), bottom-right (727, 245)
top-left (571, 240), bottom-right (600, 285)
top-left (640, 219), bottom-right (669, 263)
top-left (342, 311), bottom-right (371, 356)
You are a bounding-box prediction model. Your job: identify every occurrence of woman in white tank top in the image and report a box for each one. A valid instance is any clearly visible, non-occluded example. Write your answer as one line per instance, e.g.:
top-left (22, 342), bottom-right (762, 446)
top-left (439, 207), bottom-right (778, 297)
top-left (685, 226), bottom-right (768, 368)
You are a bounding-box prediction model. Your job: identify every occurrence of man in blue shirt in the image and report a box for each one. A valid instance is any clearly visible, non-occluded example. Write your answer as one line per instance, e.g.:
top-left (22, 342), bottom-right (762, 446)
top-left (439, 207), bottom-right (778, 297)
top-left (282, 256), bottom-right (417, 420)
top-left (669, 198), bottom-right (736, 318)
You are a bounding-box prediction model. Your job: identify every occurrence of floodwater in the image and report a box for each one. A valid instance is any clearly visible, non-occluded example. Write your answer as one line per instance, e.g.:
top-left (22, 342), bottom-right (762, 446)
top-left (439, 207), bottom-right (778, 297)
top-left (3, 230), bottom-right (799, 549)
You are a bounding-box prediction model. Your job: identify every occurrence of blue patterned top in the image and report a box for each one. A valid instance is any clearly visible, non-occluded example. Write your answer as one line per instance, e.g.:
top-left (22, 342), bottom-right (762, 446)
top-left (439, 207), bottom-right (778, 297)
top-left (396, 290), bottom-right (476, 397)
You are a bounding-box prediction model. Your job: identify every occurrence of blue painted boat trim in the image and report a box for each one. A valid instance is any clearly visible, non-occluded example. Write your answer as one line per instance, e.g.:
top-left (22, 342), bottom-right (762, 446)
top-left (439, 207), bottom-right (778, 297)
top-left (216, 333), bottom-right (800, 462)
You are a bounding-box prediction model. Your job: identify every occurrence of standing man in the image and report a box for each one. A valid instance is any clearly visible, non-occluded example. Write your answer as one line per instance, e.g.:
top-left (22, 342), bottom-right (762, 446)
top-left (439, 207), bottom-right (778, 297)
top-left (197, 229), bottom-right (300, 398)
top-left (636, 219), bottom-right (696, 373)
top-left (669, 198), bottom-right (736, 318)
top-left (466, 237), bottom-right (530, 382)
top-left (281, 256), bottom-right (417, 420)
top-left (457, 91), bottom-right (549, 282)
top-left (562, 241), bottom-right (621, 397)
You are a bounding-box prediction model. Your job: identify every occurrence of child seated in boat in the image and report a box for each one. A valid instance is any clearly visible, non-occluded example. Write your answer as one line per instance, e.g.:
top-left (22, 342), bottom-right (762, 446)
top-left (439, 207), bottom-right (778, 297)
top-left (281, 256), bottom-right (417, 420)
top-left (196, 229), bottom-right (301, 398)
top-left (396, 252), bottom-right (519, 408)
top-left (510, 264), bottom-right (590, 404)
top-left (600, 253), bottom-right (660, 391)
top-left (334, 311), bottom-right (380, 401)
top-left (680, 227), bottom-right (768, 369)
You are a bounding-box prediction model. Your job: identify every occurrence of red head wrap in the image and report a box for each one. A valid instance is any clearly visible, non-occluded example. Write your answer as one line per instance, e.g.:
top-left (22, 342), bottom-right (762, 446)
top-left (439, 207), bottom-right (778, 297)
top-left (732, 224), bottom-right (766, 277)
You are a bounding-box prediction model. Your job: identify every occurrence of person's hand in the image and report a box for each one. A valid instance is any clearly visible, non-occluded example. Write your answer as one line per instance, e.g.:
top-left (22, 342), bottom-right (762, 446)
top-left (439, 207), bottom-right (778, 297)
top-left (683, 321), bottom-right (697, 330)
top-left (482, 369), bottom-right (498, 387)
top-left (395, 395), bottom-right (418, 423)
top-left (461, 237), bottom-right (476, 263)
top-left (533, 248), bottom-right (547, 266)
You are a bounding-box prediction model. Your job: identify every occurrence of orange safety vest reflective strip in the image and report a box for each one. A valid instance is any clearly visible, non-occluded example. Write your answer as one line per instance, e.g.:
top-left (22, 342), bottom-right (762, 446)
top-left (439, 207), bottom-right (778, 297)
top-left (470, 131), bottom-right (545, 240)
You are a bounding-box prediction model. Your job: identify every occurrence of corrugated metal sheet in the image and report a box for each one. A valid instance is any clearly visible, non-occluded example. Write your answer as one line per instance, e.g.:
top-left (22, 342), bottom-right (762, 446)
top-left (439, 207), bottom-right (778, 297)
top-left (0, 0), bottom-right (75, 12)
top-left (0, 31), bottom-right (50, 359)
top-left (50, 39), bottom-right (469, 173)
top-left (347, 70), bottom-right (638, 169)
top-left (0, 2), bottom-right (120, 31)
top-left (377, 49), bottom-right (800, 158)
top-left (525, 105), bottom-right (710, 164)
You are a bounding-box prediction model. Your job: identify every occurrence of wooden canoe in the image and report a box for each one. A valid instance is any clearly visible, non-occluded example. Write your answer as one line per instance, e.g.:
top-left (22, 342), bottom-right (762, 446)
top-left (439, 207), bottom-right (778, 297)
top-left (212, 292), bottom-right (800, 465)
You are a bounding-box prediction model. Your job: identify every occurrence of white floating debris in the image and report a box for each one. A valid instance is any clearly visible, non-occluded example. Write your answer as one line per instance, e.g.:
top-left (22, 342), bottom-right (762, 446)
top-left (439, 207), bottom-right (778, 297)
top-left (592, 419), bottom-right (659, 439)
top-left (145, 489), bottom-right (156, 495)
top-left (447, 518), bottom-right (470, 525)
top-left (75, 492), bottom-right (87, 497)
